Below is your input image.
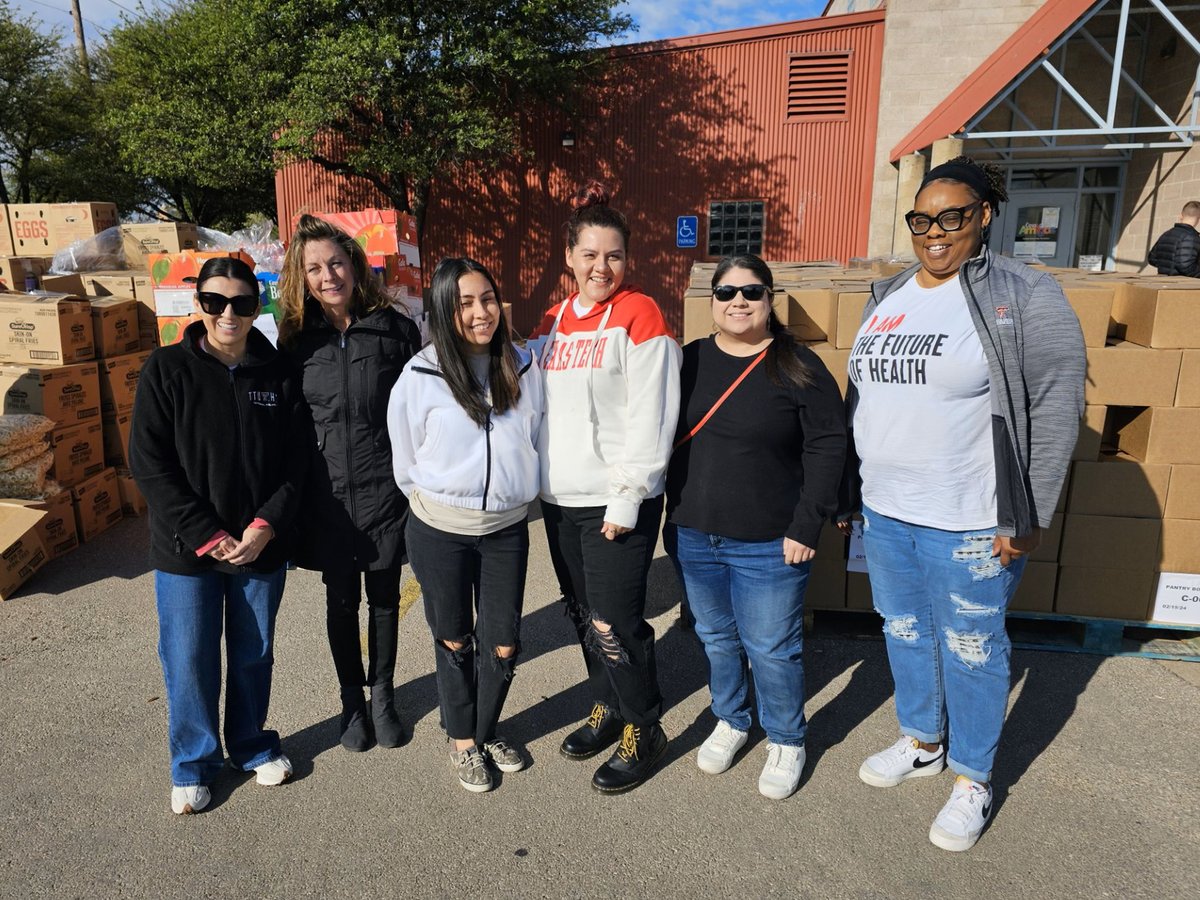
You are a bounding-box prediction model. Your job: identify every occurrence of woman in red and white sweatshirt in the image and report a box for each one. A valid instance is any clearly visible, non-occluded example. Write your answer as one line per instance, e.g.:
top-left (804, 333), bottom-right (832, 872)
top-left (532, 180), bottom-right (681, 794)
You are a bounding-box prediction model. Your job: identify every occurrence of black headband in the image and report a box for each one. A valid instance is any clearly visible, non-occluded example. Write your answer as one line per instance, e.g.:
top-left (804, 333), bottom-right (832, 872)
top-left (920, 162), bottom-right (996, 205)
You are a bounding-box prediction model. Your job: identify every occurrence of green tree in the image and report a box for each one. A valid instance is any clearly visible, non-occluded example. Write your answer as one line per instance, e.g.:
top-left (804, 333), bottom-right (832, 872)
top-left (0, 3), bottom-right (79, 203)
top-left (253, 0), bottom-right (633, 235)
top-left (98, 0), bottom-right (278, 228)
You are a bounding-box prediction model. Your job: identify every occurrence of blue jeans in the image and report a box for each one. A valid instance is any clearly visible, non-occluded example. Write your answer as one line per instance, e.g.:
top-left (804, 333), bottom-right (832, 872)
top-left (665, 524), bottom-right (809, 746)
top-left (155, 568), bottom-right (286, 787)
top-left (860, 505), bottom-right (1026, 783)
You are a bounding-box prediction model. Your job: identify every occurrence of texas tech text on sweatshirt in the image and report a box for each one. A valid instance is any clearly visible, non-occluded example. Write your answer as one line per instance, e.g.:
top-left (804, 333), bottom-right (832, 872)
top-left (532, 286), bottom-right (681, 528)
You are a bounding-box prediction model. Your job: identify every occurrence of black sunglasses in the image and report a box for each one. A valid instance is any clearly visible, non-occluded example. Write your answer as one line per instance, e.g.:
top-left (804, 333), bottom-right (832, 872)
top-left (197, 291), bottom-right (260, 317)
top-left (713, 283), bottom-right (770, 302)
top-left (905, 201), bottom-right (983, 236)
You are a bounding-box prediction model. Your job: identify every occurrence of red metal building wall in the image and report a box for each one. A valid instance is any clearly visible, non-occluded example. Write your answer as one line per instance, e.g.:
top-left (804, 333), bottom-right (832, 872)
top-left (275, 11), bottom-right (885, 335)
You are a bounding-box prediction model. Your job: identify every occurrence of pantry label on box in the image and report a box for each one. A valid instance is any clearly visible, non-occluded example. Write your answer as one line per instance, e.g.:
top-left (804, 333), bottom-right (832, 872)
top-left (1151, 572), bottom-right (1200, 626)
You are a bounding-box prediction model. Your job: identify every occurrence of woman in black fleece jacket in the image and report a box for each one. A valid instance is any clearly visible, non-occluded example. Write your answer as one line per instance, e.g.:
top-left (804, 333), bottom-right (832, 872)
top-left (129, 257), bottom-right (311, 816)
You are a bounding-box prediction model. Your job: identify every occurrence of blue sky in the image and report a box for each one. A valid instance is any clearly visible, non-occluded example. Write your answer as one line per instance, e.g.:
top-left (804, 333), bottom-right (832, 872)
top-left (16, 0), bottom-right (828, 46)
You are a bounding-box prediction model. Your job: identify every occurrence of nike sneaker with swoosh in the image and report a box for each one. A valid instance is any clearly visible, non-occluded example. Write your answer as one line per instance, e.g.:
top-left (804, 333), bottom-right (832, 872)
top-left (858, 735), bottom-right (946, 787)
top-left (930, 775), bottom-right (993, 852)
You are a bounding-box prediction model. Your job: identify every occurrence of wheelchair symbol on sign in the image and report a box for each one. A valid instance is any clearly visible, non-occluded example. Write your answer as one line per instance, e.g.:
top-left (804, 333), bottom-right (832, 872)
top-left (676, 215), bottom-right (698, 249)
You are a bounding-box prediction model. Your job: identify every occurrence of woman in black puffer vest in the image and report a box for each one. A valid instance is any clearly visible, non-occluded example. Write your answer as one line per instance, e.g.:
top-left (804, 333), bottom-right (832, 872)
top-left (279, 214), bottom-right (421, 752)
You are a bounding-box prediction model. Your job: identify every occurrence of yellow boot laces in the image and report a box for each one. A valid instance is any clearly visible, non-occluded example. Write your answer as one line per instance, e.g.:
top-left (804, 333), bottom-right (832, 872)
top-left (586, 702), bottom-right (608, 730)
top-left (616, 724), bottom-right (640, 762)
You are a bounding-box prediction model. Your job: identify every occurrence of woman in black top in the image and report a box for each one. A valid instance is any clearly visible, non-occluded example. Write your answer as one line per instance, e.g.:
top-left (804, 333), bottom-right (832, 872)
top-left (664, 254), bottom-right (845, 800)
top-left (278, 215), bottom-right (421, 752)
top-left (130, 256), bottom-right (311, 814)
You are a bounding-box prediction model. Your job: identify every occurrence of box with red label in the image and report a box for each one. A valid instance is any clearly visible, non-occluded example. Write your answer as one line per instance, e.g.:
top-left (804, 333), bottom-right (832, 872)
top-left (0, 361), bottom-right (100, 427)
top-left (71, 466), bottom-right (122, 542)
top-left (0, 503), bottom-right (47, 598)
top-left (300, 209), bottom-right (420, 267)
top-left (0, 491), bottom-right (77, 561)
top-left (48, 203), bottom-right (119, 251)
top-left (0, 293), bottom-right (94, 364)
top-left (7, 205), bottom-right (53, 256)
top-left (147, 250), bottom-right (255, 316)
top-left (89, 297), bottom-right (141, 358)
top-left (0, 205), bottom-right (13, 256)
top-left (156, 316), bottom-right (198, 347)
top-left (48, 420), bottom-right (105, 487)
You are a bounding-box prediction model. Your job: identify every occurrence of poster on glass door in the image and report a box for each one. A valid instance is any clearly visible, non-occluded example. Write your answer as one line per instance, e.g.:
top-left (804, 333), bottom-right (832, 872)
top-left (1013, 206), bottom-right (1060, 258)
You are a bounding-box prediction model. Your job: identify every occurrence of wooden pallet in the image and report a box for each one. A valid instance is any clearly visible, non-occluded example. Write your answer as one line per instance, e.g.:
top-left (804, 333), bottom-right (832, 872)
top-left (802, 608), bottom-right (1200, 662)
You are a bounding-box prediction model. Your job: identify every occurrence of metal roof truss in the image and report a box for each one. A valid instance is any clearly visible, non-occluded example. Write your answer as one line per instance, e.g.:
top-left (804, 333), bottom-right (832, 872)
top-left (959, 0), bottom-right (1200, 157)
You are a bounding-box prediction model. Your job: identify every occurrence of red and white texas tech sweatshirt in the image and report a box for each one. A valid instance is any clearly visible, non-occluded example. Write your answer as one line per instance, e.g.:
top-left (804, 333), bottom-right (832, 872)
top-left (532, 285), bottom-right (681, 528)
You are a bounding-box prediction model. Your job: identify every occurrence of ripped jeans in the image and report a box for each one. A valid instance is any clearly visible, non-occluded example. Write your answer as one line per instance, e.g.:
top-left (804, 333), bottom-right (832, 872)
top-left (861, 505), bottom-right (1026, 783)
top-left (541, 497), bottom-right (664, 729)
top-left (405, 514), bottom-right (529, 744)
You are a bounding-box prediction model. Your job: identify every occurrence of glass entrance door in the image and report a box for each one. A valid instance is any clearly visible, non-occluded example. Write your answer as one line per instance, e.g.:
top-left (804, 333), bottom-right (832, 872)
top-left (994, 191), bottom-right (1078, 268)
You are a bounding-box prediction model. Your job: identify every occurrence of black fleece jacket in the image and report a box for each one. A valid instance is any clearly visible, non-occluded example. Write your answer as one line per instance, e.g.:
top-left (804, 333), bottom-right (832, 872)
top-left (129, 321), bottom-right (312, 574)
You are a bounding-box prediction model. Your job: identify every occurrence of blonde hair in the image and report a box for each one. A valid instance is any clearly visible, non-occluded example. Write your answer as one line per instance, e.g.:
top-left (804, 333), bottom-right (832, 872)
top-left (277, 214), bottom-right (393, 346)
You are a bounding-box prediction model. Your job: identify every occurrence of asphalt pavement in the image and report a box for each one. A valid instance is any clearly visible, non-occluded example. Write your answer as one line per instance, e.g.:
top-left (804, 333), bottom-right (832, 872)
top-left (1, 515), bottom-right (1196, 899)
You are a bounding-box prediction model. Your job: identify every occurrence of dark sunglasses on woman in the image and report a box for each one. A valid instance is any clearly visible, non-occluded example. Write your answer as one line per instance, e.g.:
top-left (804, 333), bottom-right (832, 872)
top-left (197, 292), bottom-right (261, 317)
top-left (713, 284), bottom-right (770, 302)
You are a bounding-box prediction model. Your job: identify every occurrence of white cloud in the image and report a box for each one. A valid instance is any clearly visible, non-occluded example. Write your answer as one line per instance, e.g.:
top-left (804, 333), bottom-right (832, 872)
top-left (615, 0), bottom-right (828, 44)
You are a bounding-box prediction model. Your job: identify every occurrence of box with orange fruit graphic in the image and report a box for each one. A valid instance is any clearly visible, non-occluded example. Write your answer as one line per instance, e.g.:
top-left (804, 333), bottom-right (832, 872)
top-left (147, 250), bottom-right (257, 317)
top-left (295, 209), bottom-right (420, 268)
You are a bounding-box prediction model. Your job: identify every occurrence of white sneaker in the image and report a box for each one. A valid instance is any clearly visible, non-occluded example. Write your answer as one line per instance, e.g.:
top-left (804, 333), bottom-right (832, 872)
top-left (758, 742), bottom-right (805, 800)
top-left (253, 754), bottom-right (293, 786)
top-left (696, 721), bottom-right (749, 775)
top-left (858, 736), bottom-right (946, 787)
top-left (930, 776), bottom-right (993, 852)
top-left (170, 785), bottom-right (211, 815)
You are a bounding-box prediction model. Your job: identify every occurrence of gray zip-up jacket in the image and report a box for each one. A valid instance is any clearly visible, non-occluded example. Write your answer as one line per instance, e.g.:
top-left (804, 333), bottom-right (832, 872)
top-left (843, 247), bottom-right (1086, 538)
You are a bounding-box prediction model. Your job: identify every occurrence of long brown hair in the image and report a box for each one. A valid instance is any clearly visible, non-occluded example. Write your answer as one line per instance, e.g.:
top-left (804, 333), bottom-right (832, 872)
top-left (277, 214), bottom-right (393, 347)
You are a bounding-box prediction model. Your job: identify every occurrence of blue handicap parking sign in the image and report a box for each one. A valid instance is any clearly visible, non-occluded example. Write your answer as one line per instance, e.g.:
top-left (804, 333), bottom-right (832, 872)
top-left (676, 216), bottom-right (698, 249)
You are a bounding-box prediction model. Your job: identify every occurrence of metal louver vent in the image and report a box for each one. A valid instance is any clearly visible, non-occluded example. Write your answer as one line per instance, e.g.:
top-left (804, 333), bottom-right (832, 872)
top-left (787, 51), bottom-right (851, 121)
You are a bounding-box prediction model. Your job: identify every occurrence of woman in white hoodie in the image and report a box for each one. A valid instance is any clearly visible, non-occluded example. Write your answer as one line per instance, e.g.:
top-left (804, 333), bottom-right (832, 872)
top-left (387, 257), bottom-right (543, 793)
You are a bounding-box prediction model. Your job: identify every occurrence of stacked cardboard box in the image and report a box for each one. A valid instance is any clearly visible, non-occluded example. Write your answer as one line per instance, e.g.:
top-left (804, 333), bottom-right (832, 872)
top-left (681, 262), bottom-right (1200, 628)
top-left (6, 203), bottom-right (118, 258)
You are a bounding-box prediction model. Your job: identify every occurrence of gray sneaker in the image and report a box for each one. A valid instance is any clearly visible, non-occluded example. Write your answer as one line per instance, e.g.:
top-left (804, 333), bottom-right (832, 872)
top-left (450, 745), bottom-right (494, 793)
top-left (483, 738), bottom-right (526, 773)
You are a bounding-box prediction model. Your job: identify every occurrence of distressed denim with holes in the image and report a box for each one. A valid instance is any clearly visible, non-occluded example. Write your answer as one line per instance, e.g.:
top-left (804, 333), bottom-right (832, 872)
top-left (861, 505), bottom-right (1026, 783)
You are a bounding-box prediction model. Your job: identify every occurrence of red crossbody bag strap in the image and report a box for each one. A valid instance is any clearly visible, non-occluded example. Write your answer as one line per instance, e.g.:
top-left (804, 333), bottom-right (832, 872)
top-left (673, 347), bottom-right (769, 450)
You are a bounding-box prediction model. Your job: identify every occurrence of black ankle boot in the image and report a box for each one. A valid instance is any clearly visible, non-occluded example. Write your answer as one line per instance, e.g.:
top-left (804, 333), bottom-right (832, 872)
top-left (591, 722), bottom-right (668, 793)
top-left (560, 702), bottom-right (624, 760)
top-left (371, 684), bottom-right (408, 749)
top-left (339, 688), bottom-right (374, 752)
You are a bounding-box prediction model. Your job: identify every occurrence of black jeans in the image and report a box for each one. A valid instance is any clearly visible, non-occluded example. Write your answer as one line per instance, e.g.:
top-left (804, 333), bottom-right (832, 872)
top-left (541, 495), bottom-right (664, 728)
top-left (405, 514), bottom-right (529, 744)
top-left (324, 567), bottom-right (402, 690)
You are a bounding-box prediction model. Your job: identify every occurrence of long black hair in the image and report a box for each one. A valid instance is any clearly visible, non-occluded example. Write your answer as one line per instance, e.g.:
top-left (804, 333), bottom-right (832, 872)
top-left (711, 254), bottom-right (811, 389)
top-left (427, 257), bottom-right (522, 427)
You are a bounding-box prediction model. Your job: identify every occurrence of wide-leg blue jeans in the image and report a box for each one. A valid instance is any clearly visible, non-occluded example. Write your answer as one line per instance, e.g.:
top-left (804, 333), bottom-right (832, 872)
top-left (155, 567), bottom-right (286, 786)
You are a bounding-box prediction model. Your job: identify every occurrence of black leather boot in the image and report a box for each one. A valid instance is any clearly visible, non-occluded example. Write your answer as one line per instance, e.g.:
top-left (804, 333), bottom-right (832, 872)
top-left (339, 688), bottom-right (374, 752)
top-left (371, 683), bottom-right (408, 749)
top-left (591, 723), bottom-right (668, 793)
top-left (560, 702), bottom-right (624, 760)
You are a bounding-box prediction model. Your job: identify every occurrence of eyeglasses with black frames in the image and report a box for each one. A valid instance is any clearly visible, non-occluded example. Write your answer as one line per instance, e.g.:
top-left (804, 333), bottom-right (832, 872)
top-left (904, 201), bottom-right (984, 236)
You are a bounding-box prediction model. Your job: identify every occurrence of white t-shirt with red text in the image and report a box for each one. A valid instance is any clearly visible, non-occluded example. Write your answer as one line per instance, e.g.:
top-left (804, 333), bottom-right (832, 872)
top-left (848, 275), bottom-right (997, 530)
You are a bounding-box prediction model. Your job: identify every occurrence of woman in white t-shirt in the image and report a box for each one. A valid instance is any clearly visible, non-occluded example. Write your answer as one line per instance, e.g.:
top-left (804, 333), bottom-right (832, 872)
top-left (387, 258), bottom-right (543, 793)
top-left (842, 157), bottom-right (1085, 853)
